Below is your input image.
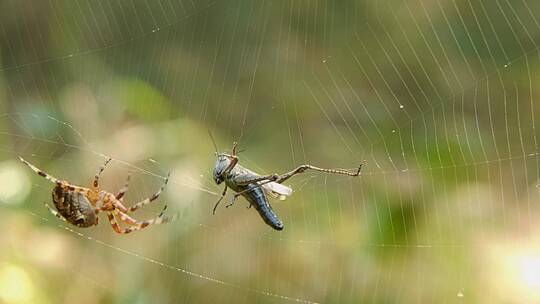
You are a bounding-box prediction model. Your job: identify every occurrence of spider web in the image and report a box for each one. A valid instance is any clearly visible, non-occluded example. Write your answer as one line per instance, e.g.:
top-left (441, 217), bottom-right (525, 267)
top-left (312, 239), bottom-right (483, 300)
top-left (1, 0), bottom-right (540, 303)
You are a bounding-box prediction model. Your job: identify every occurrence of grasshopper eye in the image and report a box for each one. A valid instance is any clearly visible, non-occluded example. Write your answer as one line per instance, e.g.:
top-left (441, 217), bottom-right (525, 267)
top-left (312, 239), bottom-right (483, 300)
top-left (213, 169), bottom-right (223, 184)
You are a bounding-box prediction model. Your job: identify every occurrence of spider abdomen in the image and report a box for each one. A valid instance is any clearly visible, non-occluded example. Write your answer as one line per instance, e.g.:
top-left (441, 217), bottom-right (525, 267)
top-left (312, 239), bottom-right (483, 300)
top-left (52, 185), bottom-right (97, 227)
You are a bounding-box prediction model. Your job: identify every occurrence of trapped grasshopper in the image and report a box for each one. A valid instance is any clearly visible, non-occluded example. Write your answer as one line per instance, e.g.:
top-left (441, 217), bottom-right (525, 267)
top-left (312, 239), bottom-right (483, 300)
top-left (211, 140), bottom-right (363, 230)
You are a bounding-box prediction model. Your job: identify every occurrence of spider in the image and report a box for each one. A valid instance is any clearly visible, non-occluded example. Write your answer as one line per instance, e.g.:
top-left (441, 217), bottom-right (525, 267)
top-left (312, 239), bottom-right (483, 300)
top-left (19, 156), bottom-right (177, 234)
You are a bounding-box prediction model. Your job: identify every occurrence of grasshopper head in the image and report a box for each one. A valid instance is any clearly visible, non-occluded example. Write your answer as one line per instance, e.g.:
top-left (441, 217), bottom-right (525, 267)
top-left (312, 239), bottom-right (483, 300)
top-left (213, 154), bottom-right (233, 184)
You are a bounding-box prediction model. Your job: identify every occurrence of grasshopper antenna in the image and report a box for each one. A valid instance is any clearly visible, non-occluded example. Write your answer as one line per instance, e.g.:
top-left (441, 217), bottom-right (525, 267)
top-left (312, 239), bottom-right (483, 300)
top-left (208, 130), bottom-right (219, 155)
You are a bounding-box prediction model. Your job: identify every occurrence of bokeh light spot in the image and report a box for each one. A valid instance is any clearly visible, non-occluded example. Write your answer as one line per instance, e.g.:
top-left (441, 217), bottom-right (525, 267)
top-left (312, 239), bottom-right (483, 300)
top-left (0, 160), bottom-right (31, 205)
top-left (0, 264), bottom-right (35, 303)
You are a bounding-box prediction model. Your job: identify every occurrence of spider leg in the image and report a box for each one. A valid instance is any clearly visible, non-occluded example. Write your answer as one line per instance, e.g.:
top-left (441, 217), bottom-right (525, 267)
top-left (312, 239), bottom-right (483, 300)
top-left (43, 202), bottom-right (67, 223)
top-left (116, 172), bottom-right (132, 200)
top-left (126, 172), bottom-right (170, 213)
top-left (115, 207), bottom-right (171, 226)
top-left (212, 185), bottom-right (228, 215)
top-left (110, 200), bottom-right (128, 213)
top-left (108, 208), bottom-right (177, 234)
top-left (106, 212), bottom-right (125, 234)
top-left (93, 157), bottom-right (112, 189)
top-left (19, 157), bottom-right (61, 185)
top-left (111, 196), bottom-right (165, 216)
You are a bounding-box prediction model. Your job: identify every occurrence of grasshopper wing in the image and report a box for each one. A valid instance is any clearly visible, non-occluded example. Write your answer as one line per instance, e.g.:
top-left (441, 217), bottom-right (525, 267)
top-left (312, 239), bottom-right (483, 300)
top-left (241, 167), bottom-right (293, 200)
top-left (261, 182), bottom-right (292, 200)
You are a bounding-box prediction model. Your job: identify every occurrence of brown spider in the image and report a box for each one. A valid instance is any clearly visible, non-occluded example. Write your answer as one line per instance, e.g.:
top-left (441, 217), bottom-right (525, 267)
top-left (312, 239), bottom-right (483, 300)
top-left (19, 156), bottom-right (177, 234)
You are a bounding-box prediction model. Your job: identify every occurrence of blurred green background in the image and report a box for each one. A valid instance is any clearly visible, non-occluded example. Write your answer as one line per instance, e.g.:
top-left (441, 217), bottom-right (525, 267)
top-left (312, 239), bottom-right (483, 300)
top-left (1, 0), bottom-right (540, 303)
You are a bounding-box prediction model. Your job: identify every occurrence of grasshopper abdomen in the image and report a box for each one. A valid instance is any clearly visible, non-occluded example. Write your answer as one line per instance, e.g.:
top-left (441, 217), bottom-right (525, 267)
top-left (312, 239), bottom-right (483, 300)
top-left (241, 184), bottom-right (284, 230)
